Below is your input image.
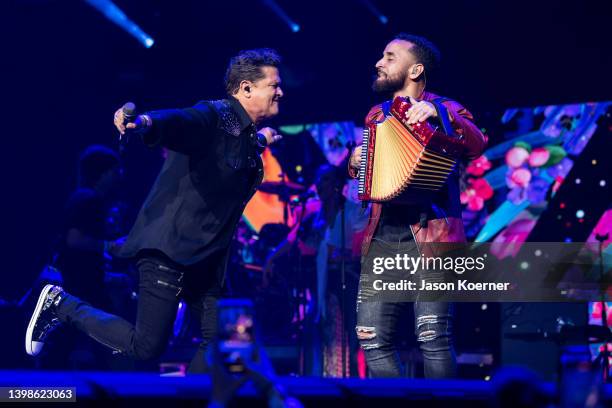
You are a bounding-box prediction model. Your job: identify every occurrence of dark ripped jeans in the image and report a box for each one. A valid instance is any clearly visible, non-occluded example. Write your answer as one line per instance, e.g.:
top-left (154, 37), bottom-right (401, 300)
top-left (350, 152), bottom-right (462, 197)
top-left (55, 253), bottom-right (221, 373)
top-left (356, 233), bottom-right (456, 378)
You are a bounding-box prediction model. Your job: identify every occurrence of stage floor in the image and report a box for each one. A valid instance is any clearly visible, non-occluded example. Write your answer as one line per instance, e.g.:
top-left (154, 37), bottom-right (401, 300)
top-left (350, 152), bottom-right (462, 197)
top-left (1, 370), bottom-right (609, 407)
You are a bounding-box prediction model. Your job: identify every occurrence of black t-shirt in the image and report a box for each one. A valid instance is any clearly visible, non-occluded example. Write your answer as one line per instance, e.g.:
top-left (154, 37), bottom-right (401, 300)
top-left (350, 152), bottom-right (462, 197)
top-left (375, 203), bottom-right (420, 243)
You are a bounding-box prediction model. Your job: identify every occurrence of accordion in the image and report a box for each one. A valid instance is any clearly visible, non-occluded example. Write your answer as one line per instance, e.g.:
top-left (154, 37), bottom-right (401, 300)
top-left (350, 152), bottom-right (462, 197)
top-left (358, 96), bottom-right (462, 202)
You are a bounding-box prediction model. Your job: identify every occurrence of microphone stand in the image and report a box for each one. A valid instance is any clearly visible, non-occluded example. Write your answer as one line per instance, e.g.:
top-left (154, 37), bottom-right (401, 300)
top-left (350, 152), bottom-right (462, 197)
top-left (287, 193), bottom-right (308, 375)
top-left (339, 191), bottom-right (347, 378)
top-left (339, 143), bottom-right (355, 378)
top-left (594, 233), bottom-right (610, 382)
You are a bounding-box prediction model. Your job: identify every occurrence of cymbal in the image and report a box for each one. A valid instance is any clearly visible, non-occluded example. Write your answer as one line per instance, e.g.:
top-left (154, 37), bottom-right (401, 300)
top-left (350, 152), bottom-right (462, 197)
top-left (258, 181), bottom-right (306, 196)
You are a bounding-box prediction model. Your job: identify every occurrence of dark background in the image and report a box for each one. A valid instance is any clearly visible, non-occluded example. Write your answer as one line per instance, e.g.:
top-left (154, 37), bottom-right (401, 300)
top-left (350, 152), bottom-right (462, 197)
top-left (1, 0), bottom-right (610, 299)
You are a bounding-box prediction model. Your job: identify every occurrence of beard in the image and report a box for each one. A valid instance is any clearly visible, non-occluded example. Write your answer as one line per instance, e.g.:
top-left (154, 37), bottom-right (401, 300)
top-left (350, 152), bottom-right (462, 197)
top-left (371, 70), bottom-right (407, 94)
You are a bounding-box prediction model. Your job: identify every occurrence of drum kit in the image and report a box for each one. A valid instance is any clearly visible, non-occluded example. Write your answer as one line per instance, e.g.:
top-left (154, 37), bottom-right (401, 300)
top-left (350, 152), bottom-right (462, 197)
top-left (226, 178), bottom-right (315, 340)
top-left (232, 178), bottom-right (309, 271)
top-left (257, 180), bottom-right (308, 224)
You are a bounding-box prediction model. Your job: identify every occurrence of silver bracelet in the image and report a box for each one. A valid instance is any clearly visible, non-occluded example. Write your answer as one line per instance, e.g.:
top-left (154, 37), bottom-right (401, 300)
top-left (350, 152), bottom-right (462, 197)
top-left (140, 114), bottom-right (152, 129)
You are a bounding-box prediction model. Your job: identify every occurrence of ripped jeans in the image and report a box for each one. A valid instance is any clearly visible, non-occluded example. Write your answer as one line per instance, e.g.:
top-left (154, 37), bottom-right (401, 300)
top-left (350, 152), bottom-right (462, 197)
top-left (356, 237), bottom-right (456, 378)
top-left (55, 253), bottom-right (221, 373)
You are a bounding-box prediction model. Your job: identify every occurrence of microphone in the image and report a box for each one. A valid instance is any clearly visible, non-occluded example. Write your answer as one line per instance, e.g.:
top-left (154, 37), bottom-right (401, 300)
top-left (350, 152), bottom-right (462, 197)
top-left (119, 102), bottom-right (151, 138)
top-left (121, 102), bottom-right (136, 125)
top-left (118, 102), bottom-right (136, 144)
top-left (255, 132), bottom-right (268, 148)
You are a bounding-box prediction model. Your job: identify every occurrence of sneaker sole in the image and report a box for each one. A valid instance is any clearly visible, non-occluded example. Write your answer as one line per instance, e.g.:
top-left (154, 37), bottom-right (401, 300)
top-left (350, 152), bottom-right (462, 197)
top-left (25, 284), bottom-right (54, 356)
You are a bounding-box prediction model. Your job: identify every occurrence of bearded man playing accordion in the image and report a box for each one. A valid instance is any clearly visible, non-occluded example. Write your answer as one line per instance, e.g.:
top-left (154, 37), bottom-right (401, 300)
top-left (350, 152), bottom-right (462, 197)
top-left (348, 33), bottom-right (487, 378)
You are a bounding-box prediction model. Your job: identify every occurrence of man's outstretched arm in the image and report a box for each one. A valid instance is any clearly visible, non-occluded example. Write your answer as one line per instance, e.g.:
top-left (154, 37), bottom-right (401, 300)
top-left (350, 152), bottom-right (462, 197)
top-left (114, 101), bottom-right (217, 154)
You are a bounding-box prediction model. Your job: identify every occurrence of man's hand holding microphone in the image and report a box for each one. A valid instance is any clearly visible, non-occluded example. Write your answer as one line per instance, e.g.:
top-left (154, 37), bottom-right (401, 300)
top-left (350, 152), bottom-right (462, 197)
top-left (113, 102), bottom-right (151, 136)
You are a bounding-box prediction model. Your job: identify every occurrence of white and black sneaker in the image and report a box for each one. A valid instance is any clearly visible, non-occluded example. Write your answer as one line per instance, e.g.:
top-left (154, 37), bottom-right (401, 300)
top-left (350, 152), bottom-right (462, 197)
top-left (25, 284), bottom-right (65, 356)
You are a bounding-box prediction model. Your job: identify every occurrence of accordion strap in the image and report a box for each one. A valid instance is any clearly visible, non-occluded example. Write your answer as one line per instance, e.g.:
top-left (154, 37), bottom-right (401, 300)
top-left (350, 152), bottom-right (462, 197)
top-left (430, 97), bottom-right (458, 139)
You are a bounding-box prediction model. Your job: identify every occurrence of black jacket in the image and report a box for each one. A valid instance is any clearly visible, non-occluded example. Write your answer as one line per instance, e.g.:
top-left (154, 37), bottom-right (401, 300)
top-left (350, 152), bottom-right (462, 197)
top-left (120, 97), bottom-right (264, 271)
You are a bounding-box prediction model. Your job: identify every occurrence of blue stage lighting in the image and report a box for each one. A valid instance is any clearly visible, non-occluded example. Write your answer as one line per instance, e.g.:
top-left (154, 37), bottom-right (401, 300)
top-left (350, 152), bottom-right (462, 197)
top-left (262, 0), bottom-right (301, 33)
top-left (85, 0), bottom-right (155, 49)
top-left (361, 0), bottom-right (388, 25)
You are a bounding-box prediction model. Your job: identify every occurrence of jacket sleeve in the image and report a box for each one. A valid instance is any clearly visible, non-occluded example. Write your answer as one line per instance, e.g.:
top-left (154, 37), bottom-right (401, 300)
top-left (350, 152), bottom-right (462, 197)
top-left (142, 101), bottom-right (217, 154)
top-left (441, 100), bottom-right (488, 160)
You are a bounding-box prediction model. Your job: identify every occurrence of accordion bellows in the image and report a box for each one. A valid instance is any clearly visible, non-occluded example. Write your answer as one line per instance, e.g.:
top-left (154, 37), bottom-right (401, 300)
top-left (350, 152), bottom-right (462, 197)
top-left (358, 96), bottom-right (461, 202)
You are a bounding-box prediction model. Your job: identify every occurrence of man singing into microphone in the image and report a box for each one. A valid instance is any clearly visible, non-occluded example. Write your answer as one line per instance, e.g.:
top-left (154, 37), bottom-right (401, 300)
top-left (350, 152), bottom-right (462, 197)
top-left (26, 48), bottom-right (284, 372)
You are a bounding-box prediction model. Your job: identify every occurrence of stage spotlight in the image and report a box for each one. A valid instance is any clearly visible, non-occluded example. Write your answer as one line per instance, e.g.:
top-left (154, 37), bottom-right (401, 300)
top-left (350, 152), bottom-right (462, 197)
top-left (262, 0), bottom-right (301, 33)
top-left (360, 0), bottom-right (388, 25)
top-left (85, 0), bottom-right (155, 49)
top-left (576, 209), bottom-right (585, 219)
